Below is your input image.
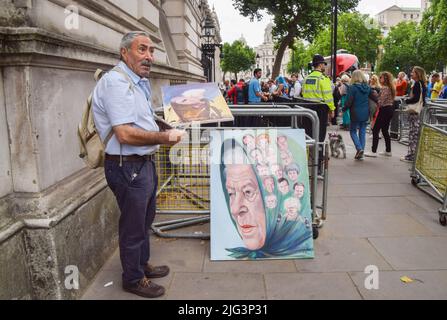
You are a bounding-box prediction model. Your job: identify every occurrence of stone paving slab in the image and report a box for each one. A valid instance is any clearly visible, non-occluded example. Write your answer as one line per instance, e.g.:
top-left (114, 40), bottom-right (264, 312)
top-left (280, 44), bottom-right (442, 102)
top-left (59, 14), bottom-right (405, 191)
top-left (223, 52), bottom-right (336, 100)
top-left (340, 196), bottom-right (431, 215)
top-left (320, 214), bottom-right (432, 239)
top-left (166, 273), bottom-right (266, 300)
top-left (294, 238), bottom-right (392, 272)
top-left (406, 212), bottom-right (447, 236)
top-left (264, 273), bottom-right (362, 300)
top-left (203, 244), bottom-right (297, 273)
top-left (406, 195), bottom-right (445, 213)
top-left (368, 237), bottom-right (447, 270)
top-left (150, 237), bottom-right (207, 273)
top-left (349, 270), bottom-right (447, 300)
top-left (330, 183), bottom-right (422, 197)
top-left (81, 261), bottom-right (173, 300)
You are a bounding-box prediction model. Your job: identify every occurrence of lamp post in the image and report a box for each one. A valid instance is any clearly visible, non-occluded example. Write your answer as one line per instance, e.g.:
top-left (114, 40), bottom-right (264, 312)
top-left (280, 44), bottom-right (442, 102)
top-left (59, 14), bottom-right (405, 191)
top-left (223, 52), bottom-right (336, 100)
top-left (201, 16), bottom-right (223, 83)
top-left (256, 54), bottom-right (260, 68)
top-left (331, 0), bottom-right (338, 83)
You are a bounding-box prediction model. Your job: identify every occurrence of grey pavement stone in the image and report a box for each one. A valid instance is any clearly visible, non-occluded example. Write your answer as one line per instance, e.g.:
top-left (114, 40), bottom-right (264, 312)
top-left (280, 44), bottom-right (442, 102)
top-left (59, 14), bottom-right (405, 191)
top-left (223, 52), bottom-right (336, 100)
top-left (203, 244), bottom-right (297, 273)
top-left (166, 273), bottom-right (266, 300)
top-left (325, 196), bottom-right (350, 215)
top-left (341, 197), bottom-right (430, 215)
top-left (349, 270), bottom-right (447, 300)
top-left (150, 237), bottom-right (207, 273)
top-left (294, 238), bottom-right (392, 272)
top-left (320, 214), bottom-right (432, 239)
top-left (264, 273), bottom-right (362, 300)
top-left (330, 183), bottom-right (422, 197)
top-left (406, 211), bottom-right (447, 236)
top-left (406, 195), bottom-right (445, 214)
top-left (82, 262), bottom-right (173, 300)
top-left (368, 237), bottom-right (447, 270)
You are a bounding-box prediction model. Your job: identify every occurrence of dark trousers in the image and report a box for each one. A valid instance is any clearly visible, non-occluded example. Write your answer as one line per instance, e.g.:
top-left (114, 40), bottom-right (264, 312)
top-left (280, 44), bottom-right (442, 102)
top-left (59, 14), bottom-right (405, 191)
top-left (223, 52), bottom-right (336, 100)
top-left (105, 159), bottom-right (158, 285)
top-left (372, 106), bottom-right (394, 153)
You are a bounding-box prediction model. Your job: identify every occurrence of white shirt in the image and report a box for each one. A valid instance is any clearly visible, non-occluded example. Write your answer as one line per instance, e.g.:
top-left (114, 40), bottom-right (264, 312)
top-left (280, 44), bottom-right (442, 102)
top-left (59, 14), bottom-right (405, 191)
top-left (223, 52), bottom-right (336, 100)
top-left (290, 81), bottom-right (302, 98)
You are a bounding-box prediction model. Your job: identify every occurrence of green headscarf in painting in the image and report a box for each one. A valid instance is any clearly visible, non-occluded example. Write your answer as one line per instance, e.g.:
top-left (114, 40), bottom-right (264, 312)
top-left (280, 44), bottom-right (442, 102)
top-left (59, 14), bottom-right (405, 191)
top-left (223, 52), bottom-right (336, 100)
top-left (220, 138), bottom-right (313, 260)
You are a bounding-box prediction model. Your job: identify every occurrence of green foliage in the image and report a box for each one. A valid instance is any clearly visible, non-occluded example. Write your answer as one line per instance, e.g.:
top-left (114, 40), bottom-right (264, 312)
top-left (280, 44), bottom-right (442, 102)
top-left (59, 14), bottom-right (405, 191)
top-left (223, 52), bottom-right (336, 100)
top-left (220, 40), bottom-right (256, 79)
top-left (287, 40), bottom-right (311, 75)
top-left (305, 12), bottom-right (381, 66)
top-left (377, 21), bottom-right (420, 75)
top-left (418, 0), bottom-right (447, 71)
top-left (232, 0), bottom-right (359, 78)
top-left (379, 0), bottom-right (447, 74)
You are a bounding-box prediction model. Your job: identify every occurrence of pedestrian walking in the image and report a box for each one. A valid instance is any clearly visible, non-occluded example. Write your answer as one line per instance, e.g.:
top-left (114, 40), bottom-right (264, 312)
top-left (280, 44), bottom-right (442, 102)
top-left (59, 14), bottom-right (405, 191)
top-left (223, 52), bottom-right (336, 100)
top-left (343, 70), bottom-right (378, 160)
top-left (365, 72), bottom-right (396, 158)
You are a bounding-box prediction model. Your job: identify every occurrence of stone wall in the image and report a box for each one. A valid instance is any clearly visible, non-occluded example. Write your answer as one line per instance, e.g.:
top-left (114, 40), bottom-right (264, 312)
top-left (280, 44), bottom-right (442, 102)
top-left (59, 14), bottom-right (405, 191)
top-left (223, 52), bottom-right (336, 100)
top-left (0, 0), bottom-right (208, 299)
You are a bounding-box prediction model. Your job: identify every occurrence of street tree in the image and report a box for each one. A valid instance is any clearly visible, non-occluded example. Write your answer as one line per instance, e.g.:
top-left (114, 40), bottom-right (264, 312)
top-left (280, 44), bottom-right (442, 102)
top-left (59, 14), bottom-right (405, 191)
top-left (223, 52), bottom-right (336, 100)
top-left (232, 0), bottom-right (359, 79)
top-left (220, 40), bottom-right (256, 80)
top-left (287, 40), bottom-right (312, 77)
top-left (418, 0), bottom-right (447, 72)
top-left (378, 21), bottom-right (420, 75)
top-left (302, 13), bottom-right (381, 67)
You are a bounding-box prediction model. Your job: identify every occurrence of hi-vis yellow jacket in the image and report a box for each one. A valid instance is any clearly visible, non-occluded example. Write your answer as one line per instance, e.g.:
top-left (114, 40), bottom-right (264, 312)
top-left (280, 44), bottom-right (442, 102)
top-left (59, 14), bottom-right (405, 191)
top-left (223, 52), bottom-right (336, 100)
top-left (302, 70), bottom-right (335, 111)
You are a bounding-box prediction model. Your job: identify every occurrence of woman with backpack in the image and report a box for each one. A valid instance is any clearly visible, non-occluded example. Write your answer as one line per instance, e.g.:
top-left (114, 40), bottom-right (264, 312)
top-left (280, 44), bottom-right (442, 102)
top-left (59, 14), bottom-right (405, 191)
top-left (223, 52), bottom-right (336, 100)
top-left (365, 72), bottom-right (396, 158)
top-left (400, 66), bottom-right (428, 163)
top-left (343, 70), bottom-right (379, 160)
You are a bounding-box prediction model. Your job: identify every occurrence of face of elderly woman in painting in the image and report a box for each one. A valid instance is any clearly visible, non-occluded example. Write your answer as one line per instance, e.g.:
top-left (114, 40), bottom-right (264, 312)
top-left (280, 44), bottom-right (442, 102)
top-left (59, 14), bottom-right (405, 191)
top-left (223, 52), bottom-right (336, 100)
top-left (284, 197), bottom-right (300, 221)
top-left (225, 164), bottom-right (267, 250)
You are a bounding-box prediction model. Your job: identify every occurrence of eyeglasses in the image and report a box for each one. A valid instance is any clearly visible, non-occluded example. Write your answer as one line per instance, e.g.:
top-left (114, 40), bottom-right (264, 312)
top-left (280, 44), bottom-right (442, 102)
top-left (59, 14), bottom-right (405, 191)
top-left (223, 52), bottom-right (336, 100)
top-left (227, 185), bottom-right (259, 203)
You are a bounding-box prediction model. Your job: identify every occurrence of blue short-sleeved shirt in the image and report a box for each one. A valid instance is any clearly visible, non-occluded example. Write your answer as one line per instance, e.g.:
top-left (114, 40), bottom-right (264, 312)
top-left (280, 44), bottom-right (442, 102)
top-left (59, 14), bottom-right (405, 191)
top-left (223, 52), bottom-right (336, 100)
top-left (92, 61), bottom-right (160, 156)
top-left (248, 77), bottom-right (261, 104)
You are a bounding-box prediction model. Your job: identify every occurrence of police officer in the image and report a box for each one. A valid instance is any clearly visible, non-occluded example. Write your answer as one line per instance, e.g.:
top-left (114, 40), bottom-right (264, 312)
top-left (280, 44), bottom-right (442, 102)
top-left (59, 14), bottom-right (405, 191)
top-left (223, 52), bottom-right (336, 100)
top-left (302, 54), bottom-right (336, 174)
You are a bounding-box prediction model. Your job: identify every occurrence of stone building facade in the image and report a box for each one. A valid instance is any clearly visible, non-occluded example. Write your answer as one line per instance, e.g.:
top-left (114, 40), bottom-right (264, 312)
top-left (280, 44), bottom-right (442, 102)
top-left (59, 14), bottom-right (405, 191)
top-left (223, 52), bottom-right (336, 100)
top-left (255, 23), bottom-right (291, 80)
top-left (236, 23), bottom-right (291, 82)
top-left (0, 0), bottom-right (220, 300)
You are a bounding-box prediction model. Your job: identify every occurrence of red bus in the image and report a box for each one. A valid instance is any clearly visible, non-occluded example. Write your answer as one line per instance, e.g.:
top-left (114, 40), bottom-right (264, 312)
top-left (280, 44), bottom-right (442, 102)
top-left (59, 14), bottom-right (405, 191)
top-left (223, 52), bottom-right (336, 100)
top-left (324, 53), bottom-right (359, 78)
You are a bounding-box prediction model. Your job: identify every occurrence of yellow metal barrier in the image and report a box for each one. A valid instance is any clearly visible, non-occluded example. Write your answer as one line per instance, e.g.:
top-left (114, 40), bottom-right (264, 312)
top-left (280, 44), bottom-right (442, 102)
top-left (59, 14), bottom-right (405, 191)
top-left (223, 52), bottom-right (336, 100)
top-left (155, 134), bottom-right (210, 213)
top-left (416, 126), bottom-right (447, 196)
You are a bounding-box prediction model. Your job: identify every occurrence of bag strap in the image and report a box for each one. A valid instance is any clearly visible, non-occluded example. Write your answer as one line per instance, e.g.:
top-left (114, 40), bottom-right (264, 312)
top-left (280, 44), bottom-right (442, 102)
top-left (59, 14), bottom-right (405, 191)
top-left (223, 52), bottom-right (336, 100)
top-left (103, 130), bottom-right (114, 148)
top-left (112, 66), bottom-right (136, 92)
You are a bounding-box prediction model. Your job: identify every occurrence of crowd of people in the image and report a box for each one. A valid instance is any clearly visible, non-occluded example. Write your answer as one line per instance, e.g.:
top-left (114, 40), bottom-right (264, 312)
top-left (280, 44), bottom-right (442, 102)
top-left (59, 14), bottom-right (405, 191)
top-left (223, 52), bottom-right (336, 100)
top-left (222, 70), bottom-right (302, 105)
top-left (220, 55), bottom-right (447, 164)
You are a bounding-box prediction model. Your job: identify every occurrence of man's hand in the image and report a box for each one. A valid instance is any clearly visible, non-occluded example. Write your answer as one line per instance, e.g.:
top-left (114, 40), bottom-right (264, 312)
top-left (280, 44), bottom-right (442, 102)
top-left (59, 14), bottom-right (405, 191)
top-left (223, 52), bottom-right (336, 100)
top-left (165, 129), bottom-right (187, 146)
top-left (329, 111), bottom-right (335, 119)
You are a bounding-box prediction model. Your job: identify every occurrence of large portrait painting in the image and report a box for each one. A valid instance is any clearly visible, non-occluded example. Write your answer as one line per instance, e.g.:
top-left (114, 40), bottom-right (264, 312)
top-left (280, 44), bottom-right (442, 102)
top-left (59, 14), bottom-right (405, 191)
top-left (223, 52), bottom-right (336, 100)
top-left (162, 83), bottom-right (233, 126)
top-left (210, 129), bottom-right (315, 261)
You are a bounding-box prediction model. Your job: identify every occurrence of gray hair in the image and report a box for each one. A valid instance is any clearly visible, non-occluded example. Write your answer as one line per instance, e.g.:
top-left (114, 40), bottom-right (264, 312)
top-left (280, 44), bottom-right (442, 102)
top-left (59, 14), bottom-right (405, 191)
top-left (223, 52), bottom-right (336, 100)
top-left (120, 31), bottom-right (150, 52)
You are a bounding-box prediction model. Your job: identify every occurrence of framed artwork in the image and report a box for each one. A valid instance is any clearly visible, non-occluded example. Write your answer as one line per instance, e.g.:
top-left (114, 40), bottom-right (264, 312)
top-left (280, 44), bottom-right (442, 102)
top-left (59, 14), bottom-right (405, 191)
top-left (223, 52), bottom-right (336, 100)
top-left (210, 129), bottom-right (314, 261)
top-left (162, 83), bottom-right (233, 126)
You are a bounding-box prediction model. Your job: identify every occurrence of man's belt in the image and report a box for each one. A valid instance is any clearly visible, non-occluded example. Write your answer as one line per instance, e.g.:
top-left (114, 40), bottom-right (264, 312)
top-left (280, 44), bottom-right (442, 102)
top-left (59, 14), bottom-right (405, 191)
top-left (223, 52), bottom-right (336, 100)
top-left (105, 154), bottom-right (155, 162)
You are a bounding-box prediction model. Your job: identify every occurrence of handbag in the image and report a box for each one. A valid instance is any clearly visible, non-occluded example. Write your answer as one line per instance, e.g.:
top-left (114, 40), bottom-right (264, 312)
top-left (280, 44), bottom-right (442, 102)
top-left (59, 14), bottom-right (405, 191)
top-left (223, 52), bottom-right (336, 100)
top-left (405, 83), bottom-right (424, 114)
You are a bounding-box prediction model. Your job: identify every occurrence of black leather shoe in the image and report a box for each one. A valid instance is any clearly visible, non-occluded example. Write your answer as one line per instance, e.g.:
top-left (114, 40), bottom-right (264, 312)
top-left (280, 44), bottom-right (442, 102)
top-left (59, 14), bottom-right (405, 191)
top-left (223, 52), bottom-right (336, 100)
top-left (123, 277), bottom-right (165, 298)
top-left (144, 264), bottom-right (170, 279)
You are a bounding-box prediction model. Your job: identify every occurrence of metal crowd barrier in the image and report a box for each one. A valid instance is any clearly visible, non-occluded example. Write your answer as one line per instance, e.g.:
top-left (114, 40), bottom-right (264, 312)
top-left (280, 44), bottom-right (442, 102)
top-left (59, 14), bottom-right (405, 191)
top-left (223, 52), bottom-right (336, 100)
top-left (152, 104), bottom-right (329, 239)
top-left (411, 101), bottom-right (447, 226)
top-left (391, 98), bottom-right (447, 144)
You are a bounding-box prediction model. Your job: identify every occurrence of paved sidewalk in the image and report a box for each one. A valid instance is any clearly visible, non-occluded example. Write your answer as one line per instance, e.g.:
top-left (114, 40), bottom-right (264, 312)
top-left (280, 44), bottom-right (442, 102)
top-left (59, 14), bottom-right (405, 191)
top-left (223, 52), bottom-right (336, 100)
top-left (82, 129), bottom-right (447, 300)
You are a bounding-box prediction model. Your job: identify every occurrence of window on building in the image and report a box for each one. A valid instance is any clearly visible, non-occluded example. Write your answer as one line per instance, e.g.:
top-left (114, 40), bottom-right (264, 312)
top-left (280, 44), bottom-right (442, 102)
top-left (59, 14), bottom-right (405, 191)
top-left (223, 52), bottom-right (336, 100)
top-left (404, 14), bottom-right (407, 19)
top-left (411, 14), bottom-right (414, 19)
